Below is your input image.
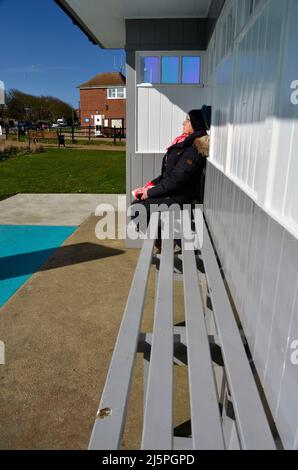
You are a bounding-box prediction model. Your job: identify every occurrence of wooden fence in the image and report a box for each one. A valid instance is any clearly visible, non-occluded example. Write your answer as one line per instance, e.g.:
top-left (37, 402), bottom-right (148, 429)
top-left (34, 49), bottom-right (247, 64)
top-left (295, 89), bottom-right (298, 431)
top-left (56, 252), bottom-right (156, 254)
top-left (3, 125), bottom-right (126, 145)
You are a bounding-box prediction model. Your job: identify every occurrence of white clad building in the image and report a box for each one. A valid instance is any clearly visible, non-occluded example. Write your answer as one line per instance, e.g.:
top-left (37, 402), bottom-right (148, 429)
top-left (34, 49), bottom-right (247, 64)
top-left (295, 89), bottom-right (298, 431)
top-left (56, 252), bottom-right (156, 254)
top-left (56, 0), bottom-right (298, 450)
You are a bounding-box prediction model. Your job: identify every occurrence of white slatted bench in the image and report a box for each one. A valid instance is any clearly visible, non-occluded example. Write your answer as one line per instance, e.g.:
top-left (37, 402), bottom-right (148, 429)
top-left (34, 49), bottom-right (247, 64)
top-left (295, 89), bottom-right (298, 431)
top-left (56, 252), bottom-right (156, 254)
top-left (88, 208), bottom-right (277, 450)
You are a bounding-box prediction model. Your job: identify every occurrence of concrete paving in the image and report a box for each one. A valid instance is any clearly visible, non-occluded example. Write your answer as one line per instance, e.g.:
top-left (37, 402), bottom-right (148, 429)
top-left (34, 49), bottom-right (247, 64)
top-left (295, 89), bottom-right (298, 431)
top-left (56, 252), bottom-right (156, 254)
top-left (0, 194), bottom-right (126, 226)
top-left (0, 214), bottom-right (190, 449)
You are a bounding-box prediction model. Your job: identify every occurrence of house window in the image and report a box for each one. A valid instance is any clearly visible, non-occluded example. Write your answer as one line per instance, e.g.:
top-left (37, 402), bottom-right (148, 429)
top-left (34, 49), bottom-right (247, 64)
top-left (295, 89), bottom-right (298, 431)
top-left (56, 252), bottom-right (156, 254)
top-left (107, 87), bottom-right (126, 99)
top-left (140, 56), bottom-right (159, 83)
top-left (182, 56), bottom-right (201, 84)
top-left (139, 54), bottom-right (201, 85)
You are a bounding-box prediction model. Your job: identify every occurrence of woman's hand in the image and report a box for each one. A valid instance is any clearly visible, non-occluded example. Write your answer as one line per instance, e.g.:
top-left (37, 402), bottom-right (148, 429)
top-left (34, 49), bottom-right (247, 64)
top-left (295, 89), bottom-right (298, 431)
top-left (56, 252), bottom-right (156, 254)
top-left (141, 188), bottom-right (149, 200)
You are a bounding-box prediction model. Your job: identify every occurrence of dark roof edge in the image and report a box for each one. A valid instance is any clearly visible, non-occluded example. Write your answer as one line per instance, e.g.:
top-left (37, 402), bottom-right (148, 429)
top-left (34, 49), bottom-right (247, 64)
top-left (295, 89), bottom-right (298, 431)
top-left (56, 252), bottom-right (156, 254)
top-left (54, 0), bottom-right (103, 47)
top-left (208, 0), bottom-right (226, 18)
top-left (206, 0), bottom-right (226, 46)
top-left (77, 73), bottom-right (126, 89)
top-left (77, 85), bottom-right (127, 89)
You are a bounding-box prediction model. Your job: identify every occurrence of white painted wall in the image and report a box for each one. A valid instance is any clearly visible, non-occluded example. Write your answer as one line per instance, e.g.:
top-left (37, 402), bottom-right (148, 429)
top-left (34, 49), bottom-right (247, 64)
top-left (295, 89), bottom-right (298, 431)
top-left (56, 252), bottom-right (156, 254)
top-left (136, 52), bottom-right (206, 153)
top-left (204, 0), bottom-right (298, 449)
top-left (205, 0), bottom-right (298, 239)
top-left (137, 84), bottom-right (206, 152)
top-left (205, 163), bottom-right (298, 450)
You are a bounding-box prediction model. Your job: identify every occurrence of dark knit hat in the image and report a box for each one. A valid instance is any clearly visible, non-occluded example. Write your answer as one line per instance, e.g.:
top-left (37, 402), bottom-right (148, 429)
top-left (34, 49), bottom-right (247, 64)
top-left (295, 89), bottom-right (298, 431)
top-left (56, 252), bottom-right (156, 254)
top-left (188, 109), bottom-right (207, 132)
top-left (188, 106), bottom-right (212, 132)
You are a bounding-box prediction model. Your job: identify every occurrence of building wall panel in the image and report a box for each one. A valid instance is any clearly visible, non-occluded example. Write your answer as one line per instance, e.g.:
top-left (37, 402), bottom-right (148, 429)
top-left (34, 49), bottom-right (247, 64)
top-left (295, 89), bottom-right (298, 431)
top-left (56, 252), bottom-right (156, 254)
top-left (204, 0), bottom-right (298, 449)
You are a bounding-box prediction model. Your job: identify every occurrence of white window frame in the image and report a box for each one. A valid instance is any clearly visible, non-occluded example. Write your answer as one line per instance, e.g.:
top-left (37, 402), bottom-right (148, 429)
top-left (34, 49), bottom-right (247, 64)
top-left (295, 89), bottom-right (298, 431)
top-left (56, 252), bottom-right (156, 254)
top-left (107, 87), bottom-right (126, 99)
top-left (136, 50), bottom-right (205, 87)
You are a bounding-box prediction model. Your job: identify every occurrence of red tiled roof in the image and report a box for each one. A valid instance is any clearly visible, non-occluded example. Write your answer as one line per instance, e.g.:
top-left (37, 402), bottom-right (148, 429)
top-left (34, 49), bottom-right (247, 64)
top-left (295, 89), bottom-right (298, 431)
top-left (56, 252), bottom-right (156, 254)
top-left (78, 72), bottom-right (126, 88)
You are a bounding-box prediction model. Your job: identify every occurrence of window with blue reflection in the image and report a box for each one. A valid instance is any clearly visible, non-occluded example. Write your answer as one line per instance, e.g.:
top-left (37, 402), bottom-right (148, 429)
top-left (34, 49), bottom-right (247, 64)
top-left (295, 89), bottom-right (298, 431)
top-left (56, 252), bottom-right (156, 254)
top-left (182, 56), bottom-right (201, 84)
top-left (161, 56), bottom-right (179, 84)
top-left (141, 56), bottom-right (160, 83)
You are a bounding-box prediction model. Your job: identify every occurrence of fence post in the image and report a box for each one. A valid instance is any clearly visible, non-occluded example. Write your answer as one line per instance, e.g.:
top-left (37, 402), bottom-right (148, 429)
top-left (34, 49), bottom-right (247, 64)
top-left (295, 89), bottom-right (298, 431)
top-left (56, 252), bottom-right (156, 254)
top-left (71, 124), bottom-right (75, 144)
top-left (113, 126), bottom-right (116, 146)
top-left (5, 125), bottom-right (8, 141)
top-left (119, 127), bottom-right (122, 143)
top-left (17, 126), bottom-right (20, 142)
top-left (88, 125), bottom-right (91, 142)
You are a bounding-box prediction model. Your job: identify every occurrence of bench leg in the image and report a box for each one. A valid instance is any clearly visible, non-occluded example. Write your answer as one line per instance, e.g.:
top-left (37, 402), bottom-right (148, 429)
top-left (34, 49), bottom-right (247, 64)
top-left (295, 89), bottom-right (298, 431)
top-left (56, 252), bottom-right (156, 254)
top-left (219, 373), bottom-right (240, 450)
top-left (222, 392), bottom-right (240, 449)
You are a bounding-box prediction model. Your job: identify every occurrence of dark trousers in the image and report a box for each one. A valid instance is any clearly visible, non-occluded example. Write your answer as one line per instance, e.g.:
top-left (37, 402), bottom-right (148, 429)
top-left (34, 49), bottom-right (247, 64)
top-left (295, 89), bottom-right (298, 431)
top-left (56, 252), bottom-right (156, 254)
top-left (129, 197), bottom-right (191, 239)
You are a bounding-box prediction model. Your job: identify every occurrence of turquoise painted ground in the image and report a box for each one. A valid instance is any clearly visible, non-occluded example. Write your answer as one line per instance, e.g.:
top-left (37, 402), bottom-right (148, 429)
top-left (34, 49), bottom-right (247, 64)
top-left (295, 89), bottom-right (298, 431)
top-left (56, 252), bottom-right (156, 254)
top-left (0, 225), bottom-right (77, 307)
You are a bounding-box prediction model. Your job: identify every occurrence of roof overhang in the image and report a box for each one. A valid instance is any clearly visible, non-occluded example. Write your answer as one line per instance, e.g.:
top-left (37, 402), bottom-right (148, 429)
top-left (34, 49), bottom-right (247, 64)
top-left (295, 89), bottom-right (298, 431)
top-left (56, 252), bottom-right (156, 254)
top-left (55, 0), bottom-right (218, 49)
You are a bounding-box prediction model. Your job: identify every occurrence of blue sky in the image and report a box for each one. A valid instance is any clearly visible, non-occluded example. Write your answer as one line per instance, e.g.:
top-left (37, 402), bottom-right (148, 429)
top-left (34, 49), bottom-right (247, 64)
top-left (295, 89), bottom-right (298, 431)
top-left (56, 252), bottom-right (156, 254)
top-left (0, 0), bottom-right (125, 108)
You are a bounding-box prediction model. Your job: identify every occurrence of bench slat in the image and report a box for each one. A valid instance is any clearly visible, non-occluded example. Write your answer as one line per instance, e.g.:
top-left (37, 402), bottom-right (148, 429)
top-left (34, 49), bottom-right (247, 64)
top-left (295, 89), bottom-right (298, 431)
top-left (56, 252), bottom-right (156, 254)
top-left (141, 230), bottom-right (174, 449)
top-left (88, 212), bottom-right (159, 450)
top-left (181, 211), bottom-right (225, 449)
top-left (194, 209), bottom-right (276, 450)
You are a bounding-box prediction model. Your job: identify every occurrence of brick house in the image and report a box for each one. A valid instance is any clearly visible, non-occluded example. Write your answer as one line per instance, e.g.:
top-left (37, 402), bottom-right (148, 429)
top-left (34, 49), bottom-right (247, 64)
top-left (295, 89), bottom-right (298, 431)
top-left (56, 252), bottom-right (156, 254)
top-left (78, 72), bottom-right (126, 130)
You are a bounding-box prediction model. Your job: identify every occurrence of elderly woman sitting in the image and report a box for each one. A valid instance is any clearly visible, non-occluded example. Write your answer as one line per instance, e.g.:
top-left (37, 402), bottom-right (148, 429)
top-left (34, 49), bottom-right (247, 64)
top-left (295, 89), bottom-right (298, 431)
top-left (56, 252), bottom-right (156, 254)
top-left (130, 105), bottom-right (211, 249)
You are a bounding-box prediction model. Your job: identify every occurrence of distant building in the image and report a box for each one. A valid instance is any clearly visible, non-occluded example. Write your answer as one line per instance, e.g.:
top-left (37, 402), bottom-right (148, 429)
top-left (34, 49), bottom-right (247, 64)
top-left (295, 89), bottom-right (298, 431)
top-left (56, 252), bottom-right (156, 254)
top-left (78, 72), bottom-right (126, 129)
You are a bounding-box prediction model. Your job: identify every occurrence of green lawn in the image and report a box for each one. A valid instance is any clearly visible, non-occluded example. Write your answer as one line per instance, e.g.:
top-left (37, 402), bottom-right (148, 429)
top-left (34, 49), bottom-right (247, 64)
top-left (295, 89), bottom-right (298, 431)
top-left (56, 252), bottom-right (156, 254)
top-left (0, 148), bottom-right (125, 197)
